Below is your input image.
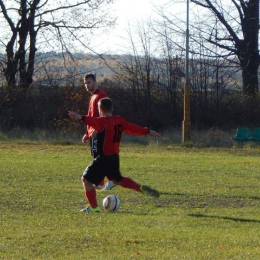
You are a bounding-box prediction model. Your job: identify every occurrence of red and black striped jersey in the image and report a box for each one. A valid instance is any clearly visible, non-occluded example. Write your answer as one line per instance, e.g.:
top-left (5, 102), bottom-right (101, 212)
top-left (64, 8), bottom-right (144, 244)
top-left (82, 115), bottom-right (149, 156)
top-left (86, 89), bottom-right (107, 137)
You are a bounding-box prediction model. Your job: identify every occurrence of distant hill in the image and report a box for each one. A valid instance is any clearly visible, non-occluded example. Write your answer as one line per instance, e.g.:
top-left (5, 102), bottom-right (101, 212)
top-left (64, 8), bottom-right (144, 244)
top-left (0, 51), bottom-right (245, 90)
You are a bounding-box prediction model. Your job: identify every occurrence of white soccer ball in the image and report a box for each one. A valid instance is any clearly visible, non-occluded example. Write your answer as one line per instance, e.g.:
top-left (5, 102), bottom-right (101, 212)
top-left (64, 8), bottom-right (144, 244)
top-left (102, 195), bottom-right (120, 212)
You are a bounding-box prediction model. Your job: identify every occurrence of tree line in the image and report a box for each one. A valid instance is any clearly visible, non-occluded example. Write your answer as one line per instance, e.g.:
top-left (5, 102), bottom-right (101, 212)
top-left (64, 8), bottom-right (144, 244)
top-left (0, 0), bottom-right (259, 135)
top-left (1, 56), bottom-right (260, 134)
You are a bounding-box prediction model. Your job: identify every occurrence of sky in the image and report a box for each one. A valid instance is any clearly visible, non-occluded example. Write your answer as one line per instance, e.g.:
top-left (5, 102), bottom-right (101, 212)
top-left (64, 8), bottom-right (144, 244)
top-left (89, 0), bottom-right (186, 54)
top-left (89, 0), bottom-right (156, 53)
top-left (0, 0), bottom-right (164, 55)
top-left (0, 0), bottom-right (186, 55)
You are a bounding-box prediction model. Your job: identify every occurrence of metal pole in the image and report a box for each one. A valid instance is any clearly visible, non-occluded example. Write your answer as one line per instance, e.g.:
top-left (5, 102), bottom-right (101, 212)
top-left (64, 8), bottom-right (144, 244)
top-left (182, 0), bottom-right (191, 143)
top-left (186, 0), bottom-right (190, 82)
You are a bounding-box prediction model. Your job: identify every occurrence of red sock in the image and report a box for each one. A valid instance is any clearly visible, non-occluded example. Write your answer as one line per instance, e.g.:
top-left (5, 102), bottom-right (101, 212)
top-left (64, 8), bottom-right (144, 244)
top-left (120, 177), bottom-right (141, 192)
top-left (84, 189), bottom-right (98, 208)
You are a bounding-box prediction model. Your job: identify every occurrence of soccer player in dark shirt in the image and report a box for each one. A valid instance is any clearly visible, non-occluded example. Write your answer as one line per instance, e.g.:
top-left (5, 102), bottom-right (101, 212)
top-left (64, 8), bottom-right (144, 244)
top-left (69, 98), bottom-right (160, 213)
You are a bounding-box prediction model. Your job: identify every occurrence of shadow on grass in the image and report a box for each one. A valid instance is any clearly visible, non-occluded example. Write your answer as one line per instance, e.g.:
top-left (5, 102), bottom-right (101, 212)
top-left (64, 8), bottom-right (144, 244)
top-left (160, 191), bottom-right (260, 200)
top-left (160, 191), bottom-right (260, 202)
top-left (188, 213), bottom-right (260, 224)
top-left (160, 192), bottom-right (188, 196)
top-left (159, 191), bottom-right (260, 209)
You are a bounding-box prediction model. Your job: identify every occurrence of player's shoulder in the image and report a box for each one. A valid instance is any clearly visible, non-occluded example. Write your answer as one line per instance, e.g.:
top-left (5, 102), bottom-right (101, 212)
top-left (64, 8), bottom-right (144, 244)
top-left (112, 115), bottom-right (127, 123)
top-left (97, 88), bottom-right (107, 97)
top-left (92, 88), bottom-right (106, 97)
top-left (113, 115), bottom-right (123, 119)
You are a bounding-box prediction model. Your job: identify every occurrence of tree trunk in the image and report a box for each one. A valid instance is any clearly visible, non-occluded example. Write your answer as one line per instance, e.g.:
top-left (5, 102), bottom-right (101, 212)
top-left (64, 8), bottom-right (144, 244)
top-left (25, 0), bottom-right (40, 88)
top-left (241, 60), bottom-right (258, 96)
top-left (6, 0), bottom-right (38, 92)
top-left (191, 0), bottom-right (260, 96)
top-left (238, 0), bottom-right (259, 96)
top-left (5, 36), bottom-right (18, 87)
top-left (16, 0), bottom-right (29, 91)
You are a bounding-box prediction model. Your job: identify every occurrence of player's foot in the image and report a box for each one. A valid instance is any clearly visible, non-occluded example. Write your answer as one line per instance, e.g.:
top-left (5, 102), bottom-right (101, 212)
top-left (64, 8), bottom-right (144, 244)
top-left (80, 206), bottom-right (101, 213)
top-left (94, 185), bottom-right (105, 189)
top-left (103, 181), bottom-right (116, 190)
top-left (140, 185), bottom-right (160, 198)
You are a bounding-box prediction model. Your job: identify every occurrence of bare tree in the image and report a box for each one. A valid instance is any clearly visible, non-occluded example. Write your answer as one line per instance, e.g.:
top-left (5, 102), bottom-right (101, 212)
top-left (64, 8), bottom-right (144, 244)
top-left (0, 0), bottom-right (115, 91)
top-left (191, 0), bottom-right (259, 96)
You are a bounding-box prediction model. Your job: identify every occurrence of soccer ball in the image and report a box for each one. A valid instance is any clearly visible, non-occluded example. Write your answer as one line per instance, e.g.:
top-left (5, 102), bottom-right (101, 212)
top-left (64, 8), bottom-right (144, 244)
top-left (102, 195), bottom-right (120, 212)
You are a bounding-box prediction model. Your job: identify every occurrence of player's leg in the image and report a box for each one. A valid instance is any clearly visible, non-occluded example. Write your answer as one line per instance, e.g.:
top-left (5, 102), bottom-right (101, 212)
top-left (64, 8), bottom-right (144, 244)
top-left (114, 176), bottom-right (140, 191)
top-left (112, 176), bottom-right (160, 198)
top-left (107, 155), bottom-right (141, 191)
top-left (80, 157), bottom-right (105, 212)
top-left (81, 177), bottom-right (99, 210)
top-left (106, 155), bottom-right (160, 198)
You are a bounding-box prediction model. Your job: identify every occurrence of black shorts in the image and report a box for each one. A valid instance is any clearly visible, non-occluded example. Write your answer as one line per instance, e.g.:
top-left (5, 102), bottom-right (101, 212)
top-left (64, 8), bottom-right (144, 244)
top-left (89, 137), bottom-right (98, 158)
top-left (82, 155), bottom-right (123, 185)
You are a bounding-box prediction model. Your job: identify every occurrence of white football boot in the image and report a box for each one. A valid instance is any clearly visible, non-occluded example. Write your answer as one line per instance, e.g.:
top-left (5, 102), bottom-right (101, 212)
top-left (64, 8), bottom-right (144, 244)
top-left (103, 181), bottom-right (116, 190)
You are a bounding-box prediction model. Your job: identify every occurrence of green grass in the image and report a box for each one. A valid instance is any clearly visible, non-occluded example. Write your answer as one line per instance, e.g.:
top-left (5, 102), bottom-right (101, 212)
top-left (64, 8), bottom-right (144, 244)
top-left (1, 142), bottom-right (260, 259)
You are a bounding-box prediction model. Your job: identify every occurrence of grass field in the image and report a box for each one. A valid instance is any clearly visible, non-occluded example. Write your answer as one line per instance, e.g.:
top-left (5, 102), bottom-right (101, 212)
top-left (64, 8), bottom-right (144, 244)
top-left (1, 141), bottom-right (260, 259)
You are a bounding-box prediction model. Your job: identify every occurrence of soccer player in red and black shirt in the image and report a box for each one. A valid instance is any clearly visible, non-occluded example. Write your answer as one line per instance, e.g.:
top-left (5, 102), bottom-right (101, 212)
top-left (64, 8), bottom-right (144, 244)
top-left (69, 98), bottom-right (160, 213)
top-left (83, 73), bottom-right (115, 190)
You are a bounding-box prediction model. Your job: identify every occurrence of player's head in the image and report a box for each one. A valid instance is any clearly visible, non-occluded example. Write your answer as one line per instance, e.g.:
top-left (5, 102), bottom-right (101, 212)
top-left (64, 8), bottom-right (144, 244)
top-left (84, 73), bottom-right (98, 93)
top-left (98, 98), bottom-right (113, 114)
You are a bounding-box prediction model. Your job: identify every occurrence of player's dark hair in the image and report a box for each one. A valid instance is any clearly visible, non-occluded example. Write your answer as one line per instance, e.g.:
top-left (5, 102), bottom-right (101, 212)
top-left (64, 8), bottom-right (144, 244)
top-left (98, 98), bottom-right (113, 112)
top-left (84, 73), bottom-right (96, 81)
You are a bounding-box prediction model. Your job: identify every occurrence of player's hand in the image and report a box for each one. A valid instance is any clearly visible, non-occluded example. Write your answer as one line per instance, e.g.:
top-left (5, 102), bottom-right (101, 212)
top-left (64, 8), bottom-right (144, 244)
top-left (68, 111), bottom-right (82, 120)
top-left (91, 130), bottom-right (97, 139)
top-left (82, 134), bottom-right (89, 143)
top-left (149, 130), bottom-right (161, 137)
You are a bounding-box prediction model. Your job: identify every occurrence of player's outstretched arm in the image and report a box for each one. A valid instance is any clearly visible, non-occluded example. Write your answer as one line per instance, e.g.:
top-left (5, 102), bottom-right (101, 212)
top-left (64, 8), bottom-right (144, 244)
top-left (68, 111), bottom-right (82, 120)
top-left (68, 111), bottom-right (104, 133)
top-left (149, 130), bottom-right (161, 137)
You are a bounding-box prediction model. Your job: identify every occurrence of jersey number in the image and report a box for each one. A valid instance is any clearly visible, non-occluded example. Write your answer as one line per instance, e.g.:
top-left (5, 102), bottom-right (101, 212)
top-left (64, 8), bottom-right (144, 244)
top-left (113, 124), bottom-right (122, 143)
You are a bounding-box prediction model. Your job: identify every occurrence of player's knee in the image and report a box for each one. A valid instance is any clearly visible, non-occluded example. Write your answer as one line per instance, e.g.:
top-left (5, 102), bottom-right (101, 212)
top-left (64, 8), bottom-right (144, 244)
top-left (112, 180), bottom-right (120, 185)
top-left (81, 176), bottom-right (87, 183)
top-left (112, 176), bottom-right (123, 184)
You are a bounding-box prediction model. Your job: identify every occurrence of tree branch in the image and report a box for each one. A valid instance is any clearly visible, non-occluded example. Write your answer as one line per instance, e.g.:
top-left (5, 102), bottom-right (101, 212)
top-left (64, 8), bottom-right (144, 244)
top-left (208, 38), bottom-right (237, 53)
top-left (32, 0), bottom-right (48, 10)
top-left (238, 0), bottom-right (247, 13)
top-left (0, 0), bottom-right (16, 31)
top-left (192, 0), bottom-right (241, 44)
top-left (190, 0), bottom-right (210, 8)
top-left (35, 0), bottom-right (92, 18)
top-left (231, 0), bottom-right (244, 24)
top-left (37, 19), bottom-right (104, 30)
